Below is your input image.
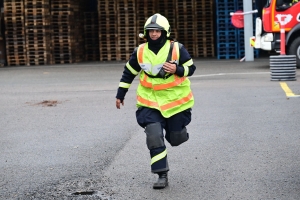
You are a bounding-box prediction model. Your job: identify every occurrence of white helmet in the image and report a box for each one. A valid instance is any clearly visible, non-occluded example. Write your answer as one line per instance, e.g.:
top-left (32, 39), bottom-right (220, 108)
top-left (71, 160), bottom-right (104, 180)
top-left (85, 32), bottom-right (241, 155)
top-left (144, 13), bottom-right (171, 37)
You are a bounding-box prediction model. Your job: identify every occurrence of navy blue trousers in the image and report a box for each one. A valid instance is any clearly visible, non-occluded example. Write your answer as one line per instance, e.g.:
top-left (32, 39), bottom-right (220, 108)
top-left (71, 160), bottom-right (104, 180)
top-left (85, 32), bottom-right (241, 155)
top-left (136, 107), bottom-right (191, 173)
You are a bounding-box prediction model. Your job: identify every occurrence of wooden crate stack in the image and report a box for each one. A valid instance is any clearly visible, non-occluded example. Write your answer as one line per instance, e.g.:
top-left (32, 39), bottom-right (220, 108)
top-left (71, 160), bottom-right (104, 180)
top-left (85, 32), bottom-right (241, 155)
top-left (4, 0), bottom-right (27, 66)
top-left (24, 0), bottom-right (51, 65)
top-left (84, 12), bottom-right (99, 61)
top-left (51, 0), bottom-right (84, 64)
top-left (117, 0), bottom-right (136, 61)
top-left (135, 0), bottom-right (157, 44)
top-left (73, 0), bottom-right (84, 63)
top-left (157, 0), bottom-right (177, 41)
top-left (175, 0), bottom-right (196, 57)
top-left (98, 1), bottom-right (118, 61)
top-left (194, 0), bottom-right (215, 57)
top-left (3, 0), bottom-right (216, 66)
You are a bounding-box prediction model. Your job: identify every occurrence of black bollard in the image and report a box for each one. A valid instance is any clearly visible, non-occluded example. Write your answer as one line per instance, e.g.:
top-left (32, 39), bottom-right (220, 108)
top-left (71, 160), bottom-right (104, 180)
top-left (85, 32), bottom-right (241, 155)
top-left (270, 55), bottom-right (297, 81)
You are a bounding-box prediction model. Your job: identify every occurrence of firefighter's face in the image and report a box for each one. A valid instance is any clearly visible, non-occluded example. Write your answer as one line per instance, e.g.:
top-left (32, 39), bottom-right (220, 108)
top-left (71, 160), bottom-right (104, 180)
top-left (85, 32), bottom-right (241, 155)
top-left (149, 29), bottom-right (162, 40)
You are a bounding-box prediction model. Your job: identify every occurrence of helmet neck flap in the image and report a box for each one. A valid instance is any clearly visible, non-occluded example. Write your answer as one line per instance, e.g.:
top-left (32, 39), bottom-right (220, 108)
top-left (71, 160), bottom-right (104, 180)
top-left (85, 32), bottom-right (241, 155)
top-left (146, 30), bottom-right (167, 54)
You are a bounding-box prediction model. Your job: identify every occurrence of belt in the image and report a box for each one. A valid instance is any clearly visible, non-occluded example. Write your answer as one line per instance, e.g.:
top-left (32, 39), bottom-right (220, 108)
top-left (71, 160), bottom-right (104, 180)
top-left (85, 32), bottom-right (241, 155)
top-left (144, 72), bottom-right (173, 79)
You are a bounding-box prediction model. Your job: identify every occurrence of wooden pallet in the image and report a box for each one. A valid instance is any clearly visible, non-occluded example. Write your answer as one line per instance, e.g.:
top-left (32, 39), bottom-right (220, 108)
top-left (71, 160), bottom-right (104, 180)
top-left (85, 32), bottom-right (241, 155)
top-left (84, 12), bottom-right (99, 61)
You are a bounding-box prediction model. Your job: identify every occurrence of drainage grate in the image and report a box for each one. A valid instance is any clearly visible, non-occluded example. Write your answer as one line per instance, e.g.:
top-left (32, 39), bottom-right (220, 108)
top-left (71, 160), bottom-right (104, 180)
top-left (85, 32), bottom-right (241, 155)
top-left (70, 190), bottom-right (112, 199)
top-left (71, 191), bottom-right (97, 196)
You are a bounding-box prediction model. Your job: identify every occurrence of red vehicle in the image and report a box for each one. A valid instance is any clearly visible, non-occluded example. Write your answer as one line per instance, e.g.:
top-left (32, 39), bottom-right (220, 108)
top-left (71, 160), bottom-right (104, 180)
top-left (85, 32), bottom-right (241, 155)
top-left (251, 0), bottom-right (300, 67)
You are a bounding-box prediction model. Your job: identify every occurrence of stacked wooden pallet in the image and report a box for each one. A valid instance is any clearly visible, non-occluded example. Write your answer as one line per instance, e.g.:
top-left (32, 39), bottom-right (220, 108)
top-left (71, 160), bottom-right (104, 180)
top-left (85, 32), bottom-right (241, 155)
top-left (73, 0), bottom-right (84, 63)
top-left (51, 0), bottom-right (83, 64)
top-left (157, 0), bottom-right (177, 41)
top-left (3, 0), bottom-right (216, 65)
top-left (176, 0), bottom-right (196, 57)
top-left (98, 1), bottom-right (118, 61)
top-left (95, 0), bottom-right (216, 61)
top-left (135, 0), bottom-right (156, 43)
top-left (194, 0), bottom-right (215, 57)
top-left (117, 0), bottom-right (136, 61)
top-left (24, 0), bottom-right (51, 65)
top-left (4, 0), bottom-right (27, 66)
top-left (84, 12), bottom-right (99, 61)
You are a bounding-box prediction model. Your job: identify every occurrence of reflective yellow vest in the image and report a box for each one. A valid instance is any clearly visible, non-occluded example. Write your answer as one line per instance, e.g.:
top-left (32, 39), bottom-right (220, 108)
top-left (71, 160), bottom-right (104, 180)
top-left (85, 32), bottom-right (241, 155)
top-left (136, 40), bottom-right (194, 118)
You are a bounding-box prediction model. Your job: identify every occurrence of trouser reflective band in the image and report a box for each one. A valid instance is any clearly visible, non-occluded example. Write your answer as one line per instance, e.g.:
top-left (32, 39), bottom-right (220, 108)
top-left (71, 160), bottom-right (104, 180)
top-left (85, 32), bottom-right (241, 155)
top-left (150, 147), bottom-right (169, 173)
top-left (151, 149), bottom-right (167, 165)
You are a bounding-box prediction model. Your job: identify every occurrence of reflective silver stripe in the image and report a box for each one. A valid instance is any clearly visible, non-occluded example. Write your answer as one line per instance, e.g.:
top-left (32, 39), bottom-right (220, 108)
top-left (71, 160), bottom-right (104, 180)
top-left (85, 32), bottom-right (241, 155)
top-left (153, 63), bottom-right (164, 74)
top-left (183, 66), bottom-right (189, 76)
top-left (150, 149), bottom-right (167, 165)
top-left (126, 62), bottom-right (139, 75)
top-left (139, 63), bottom-right (152, 73)
top-left (182, 59), bottom-right (193, 76)
top-left (182, 59), bottom-right (193, 67)
top-left (119, 82), bottom-right (130, 88)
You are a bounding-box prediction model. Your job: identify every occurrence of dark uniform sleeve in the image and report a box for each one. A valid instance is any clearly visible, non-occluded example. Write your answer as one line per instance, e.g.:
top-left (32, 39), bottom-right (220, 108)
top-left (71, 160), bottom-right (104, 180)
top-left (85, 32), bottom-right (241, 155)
top-left (175, 44), bottom-right (196, 77)
top-left (116, 50), bottom-right (141, 102)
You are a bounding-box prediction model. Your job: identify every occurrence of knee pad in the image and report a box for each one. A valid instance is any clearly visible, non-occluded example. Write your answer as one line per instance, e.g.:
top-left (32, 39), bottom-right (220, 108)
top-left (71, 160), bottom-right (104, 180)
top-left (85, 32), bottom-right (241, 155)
top-left (145, 122), bottom-right (164, 150)
top-left (169, 127), bottom-right (189, 146)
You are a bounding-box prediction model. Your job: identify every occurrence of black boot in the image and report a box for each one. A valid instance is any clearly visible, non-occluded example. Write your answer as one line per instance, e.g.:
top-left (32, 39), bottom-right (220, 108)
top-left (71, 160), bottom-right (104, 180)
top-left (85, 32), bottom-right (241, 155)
top-left (153, 172), bottom-right (168, 189)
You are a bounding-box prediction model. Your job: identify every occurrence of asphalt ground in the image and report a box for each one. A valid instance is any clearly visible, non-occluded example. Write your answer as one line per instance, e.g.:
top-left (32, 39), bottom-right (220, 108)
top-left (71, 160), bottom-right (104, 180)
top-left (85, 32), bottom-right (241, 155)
top-left (0, 58), bottom-right (300, 200)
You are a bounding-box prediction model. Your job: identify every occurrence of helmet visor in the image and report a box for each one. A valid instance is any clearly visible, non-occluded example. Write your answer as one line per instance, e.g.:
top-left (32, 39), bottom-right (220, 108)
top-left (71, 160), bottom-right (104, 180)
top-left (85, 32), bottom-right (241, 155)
top-left (144, 24), bottom-right (164, 30)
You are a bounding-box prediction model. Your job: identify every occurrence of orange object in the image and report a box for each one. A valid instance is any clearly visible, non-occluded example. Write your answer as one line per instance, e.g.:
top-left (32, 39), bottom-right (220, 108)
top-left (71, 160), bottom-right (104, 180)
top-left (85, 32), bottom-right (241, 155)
top-left (279, 22), bottom-right (286, 55)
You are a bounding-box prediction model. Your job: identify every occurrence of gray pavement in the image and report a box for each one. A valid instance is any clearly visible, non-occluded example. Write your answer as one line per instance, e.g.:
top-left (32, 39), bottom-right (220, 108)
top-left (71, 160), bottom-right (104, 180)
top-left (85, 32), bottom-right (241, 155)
top-left (1, 58), bottom-right (300, 199)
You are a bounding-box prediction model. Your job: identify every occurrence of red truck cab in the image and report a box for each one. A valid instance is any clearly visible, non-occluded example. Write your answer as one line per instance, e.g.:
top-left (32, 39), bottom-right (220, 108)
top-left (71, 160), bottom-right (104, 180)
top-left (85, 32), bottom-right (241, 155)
top-left (252, 0), bottom-right (300, 67)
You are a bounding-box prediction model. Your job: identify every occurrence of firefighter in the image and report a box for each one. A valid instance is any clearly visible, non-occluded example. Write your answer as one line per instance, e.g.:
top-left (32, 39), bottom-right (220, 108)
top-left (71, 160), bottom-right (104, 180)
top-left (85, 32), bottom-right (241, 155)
top-left (276, 0), bottom-right (289, 8)
top-left (116, 13), bottom-right (196, 189)
top-left (277, 0), bottom-right (298, 8)
top-left (290, 0), bottom-right (299, 5)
